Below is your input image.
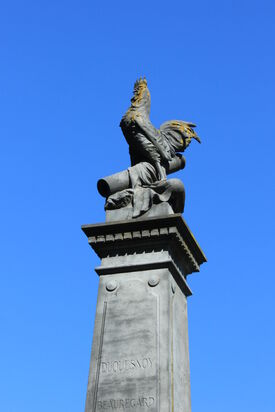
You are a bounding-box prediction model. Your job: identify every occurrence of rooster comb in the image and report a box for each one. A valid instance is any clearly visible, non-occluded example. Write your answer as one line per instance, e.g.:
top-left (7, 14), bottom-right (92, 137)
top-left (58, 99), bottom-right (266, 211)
top-left (130, 77), bottom-right (150, 107)
top-left (133, 77), bottom-right (147, 91)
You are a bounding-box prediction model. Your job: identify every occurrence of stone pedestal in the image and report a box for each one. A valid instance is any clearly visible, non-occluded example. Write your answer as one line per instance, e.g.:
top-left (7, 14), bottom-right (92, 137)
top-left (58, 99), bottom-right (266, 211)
top-left (82, 214), bottom-right (206, 412)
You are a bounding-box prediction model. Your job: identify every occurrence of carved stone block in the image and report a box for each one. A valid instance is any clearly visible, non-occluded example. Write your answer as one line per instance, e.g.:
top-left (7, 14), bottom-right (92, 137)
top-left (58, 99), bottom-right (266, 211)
top-left (82, 214), bottom-right (206, 412)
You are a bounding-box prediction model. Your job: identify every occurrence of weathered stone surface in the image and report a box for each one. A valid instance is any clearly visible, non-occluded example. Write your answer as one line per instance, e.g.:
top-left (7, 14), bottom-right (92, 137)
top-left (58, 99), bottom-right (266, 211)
top-left (86, 272), bottom-right (159, 412)
top-left (82, 214), bottom-right (206, 278)
top-left (84, 269), bottom-right (193, 412)
top-left (82, 214), bottom-right (206, 412)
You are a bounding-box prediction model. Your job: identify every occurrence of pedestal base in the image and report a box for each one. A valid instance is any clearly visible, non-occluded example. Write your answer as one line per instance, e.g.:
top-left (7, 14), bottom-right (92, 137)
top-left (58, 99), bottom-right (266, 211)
top-left (82, 214), bottom-right (206, 412)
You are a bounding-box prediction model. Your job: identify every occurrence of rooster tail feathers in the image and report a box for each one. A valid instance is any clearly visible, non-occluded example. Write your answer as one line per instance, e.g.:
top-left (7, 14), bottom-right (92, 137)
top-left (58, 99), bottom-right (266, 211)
top-left (159, 120), bottom-right (201, 152)
top-left (184, 122), bottom-right (201, 143)
top-left (193, 133), bottom-right (201, 143)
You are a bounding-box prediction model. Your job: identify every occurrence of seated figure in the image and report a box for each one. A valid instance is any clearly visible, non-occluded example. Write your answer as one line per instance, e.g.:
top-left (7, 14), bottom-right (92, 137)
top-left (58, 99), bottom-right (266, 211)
top-left (97, 78), bottom-right (201, 221)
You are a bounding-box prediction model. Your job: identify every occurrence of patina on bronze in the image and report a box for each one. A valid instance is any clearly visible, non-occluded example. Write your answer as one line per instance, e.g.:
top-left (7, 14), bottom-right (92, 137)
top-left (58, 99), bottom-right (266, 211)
top-left (97, 78), bottom-right (201, 221)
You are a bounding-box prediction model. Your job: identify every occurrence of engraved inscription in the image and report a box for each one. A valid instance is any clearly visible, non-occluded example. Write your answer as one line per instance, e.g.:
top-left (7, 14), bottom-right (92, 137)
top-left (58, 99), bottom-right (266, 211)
top-left (98, 397), bottom-right (155, 409)
top-left (101, 357), bottom-right (153, 374)
top-left (93, 278), bottom-right (159, 412)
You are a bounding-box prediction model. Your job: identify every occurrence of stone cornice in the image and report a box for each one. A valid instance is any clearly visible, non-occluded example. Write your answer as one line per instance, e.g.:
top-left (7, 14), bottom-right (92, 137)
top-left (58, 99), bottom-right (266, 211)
top-left (82, 214), bottom-right (206, 276)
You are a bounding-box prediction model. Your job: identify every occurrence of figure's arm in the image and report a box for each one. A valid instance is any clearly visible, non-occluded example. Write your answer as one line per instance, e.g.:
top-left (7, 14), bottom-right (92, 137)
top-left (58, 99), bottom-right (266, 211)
top-left (135, 116), bottom-right (169, 161)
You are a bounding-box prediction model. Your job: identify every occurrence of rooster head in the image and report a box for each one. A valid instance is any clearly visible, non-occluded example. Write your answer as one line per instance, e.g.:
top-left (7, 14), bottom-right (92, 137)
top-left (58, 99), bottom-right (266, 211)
top-left (130, 77), bottom-right (151, 114)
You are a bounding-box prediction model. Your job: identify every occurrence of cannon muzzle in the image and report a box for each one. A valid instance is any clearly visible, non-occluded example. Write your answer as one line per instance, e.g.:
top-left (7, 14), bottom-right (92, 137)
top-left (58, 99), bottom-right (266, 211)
top-left (97, 154), bottom-right (185, 198)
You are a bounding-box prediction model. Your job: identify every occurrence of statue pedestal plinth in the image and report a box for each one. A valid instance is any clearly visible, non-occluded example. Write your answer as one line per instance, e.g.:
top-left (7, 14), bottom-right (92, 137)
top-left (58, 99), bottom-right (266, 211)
top-left (82, 214), bottom-right (206, 412)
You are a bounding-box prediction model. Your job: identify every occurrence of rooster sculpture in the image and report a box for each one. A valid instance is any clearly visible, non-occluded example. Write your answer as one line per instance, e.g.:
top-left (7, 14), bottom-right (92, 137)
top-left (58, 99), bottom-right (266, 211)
top-left (120, 77), bottom-right (201, 182)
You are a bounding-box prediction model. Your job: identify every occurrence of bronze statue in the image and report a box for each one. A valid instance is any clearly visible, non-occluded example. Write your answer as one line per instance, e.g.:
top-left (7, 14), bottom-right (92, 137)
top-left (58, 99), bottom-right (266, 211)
top-left (97, 78), bottom-right (201, 221)
top-left (120, 78), bottom-right (200, 182)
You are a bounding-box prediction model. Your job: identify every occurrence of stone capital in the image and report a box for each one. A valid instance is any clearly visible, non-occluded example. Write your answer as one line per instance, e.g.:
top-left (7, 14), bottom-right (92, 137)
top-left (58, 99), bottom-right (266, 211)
top-left (82, 214), bottom-right (206, 297)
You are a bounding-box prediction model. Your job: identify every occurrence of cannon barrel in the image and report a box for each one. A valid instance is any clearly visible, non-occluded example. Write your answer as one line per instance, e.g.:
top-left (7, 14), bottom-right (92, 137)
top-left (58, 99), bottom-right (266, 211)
top-left (97, 154), bottom-right (186, 198)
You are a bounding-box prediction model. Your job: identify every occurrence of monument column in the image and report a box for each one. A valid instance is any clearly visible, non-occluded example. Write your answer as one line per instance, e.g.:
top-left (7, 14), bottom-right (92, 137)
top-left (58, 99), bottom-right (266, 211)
top-left (82, 214), bottom-right (206, 412)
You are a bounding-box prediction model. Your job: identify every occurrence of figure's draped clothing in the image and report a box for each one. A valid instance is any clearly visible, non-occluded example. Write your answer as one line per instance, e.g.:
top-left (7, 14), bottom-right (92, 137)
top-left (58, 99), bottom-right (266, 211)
top-left (105, 162), bottom-right (185, 218)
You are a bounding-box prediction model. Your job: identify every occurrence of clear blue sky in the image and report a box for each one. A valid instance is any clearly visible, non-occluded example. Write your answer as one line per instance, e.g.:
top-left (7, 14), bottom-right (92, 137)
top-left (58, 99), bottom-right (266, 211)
top-left (1, 1), bottom-right (274, 411)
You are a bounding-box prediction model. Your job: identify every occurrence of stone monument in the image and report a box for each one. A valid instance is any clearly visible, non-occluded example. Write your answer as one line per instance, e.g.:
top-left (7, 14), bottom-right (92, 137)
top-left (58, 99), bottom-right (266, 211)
top-left (82, 78), bottom-right (206, 412)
